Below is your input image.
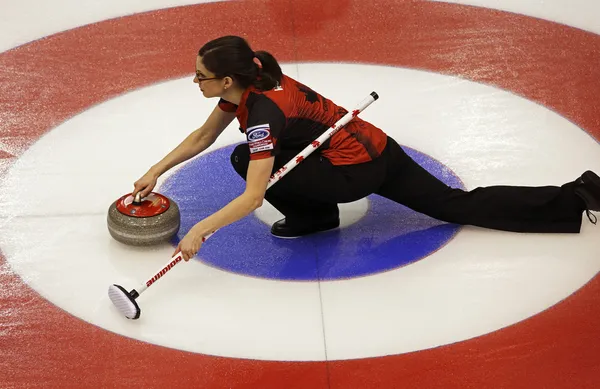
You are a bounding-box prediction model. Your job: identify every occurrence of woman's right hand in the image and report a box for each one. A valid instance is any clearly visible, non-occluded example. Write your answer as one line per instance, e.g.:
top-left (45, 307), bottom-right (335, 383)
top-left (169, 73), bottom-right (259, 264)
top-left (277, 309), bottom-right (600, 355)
top-left (133, 169), bottom-right (160, 199)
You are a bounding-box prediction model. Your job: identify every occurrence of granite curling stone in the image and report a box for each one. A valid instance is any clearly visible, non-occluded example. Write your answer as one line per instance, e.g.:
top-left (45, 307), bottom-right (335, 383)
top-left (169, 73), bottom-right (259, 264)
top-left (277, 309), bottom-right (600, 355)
top-left (107, 192), bottom-right (180, 246)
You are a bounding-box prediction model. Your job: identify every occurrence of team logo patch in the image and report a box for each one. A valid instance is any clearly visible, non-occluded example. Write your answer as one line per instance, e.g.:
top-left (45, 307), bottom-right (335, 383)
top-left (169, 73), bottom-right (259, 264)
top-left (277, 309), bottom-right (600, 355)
top-left (246, 124), bottom-right (274, 153)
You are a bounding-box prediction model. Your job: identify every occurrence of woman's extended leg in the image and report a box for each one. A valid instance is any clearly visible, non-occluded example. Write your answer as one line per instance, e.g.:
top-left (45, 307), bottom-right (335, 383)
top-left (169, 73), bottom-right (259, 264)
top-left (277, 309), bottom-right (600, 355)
top-left (374, 137), bottom-right (589, 233)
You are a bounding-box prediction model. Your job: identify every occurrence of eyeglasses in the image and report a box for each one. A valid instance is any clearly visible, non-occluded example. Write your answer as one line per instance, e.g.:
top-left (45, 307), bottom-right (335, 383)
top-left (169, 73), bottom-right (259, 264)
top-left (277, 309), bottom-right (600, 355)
top-left (195, 72), bottom-right (221, 82)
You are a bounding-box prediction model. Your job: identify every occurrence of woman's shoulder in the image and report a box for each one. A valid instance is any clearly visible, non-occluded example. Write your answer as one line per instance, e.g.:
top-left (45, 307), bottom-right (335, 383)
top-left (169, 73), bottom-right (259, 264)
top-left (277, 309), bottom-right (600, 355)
top-left (247, 73), bottom-right (325, 114)
top-left (247, 74), bottom-right (291, 104)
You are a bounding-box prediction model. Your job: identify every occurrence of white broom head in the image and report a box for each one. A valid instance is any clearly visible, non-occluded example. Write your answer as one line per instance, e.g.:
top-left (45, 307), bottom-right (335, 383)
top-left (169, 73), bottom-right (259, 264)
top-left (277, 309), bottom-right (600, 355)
top-left (108, 284), bottom-right (141, 319)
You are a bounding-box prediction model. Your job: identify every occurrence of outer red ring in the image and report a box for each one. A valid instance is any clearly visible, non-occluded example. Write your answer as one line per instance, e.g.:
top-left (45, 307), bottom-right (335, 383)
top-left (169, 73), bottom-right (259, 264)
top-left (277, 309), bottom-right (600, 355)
top-left (1, 1), bottom-right (599, 388)
top-left (115, 192), bottom-right (171, 218)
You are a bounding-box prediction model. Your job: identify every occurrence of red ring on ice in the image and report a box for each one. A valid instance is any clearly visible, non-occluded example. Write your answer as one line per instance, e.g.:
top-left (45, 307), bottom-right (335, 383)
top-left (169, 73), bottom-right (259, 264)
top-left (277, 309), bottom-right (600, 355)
top-left (1, 1), bottom-right (599, 387)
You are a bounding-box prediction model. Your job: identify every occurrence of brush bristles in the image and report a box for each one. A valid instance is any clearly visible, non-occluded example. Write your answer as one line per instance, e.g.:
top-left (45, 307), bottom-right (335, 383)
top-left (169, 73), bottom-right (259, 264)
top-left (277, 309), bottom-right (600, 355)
top-left (108, 284), bottom-right (140, 319)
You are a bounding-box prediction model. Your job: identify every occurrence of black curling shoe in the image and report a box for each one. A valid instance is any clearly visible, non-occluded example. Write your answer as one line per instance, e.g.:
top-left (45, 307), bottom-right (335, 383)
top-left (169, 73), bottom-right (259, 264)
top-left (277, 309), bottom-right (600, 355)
top-left (270, 218), bottom-right (340, 238)
top-left (574, 170), bottom-right (600, 224)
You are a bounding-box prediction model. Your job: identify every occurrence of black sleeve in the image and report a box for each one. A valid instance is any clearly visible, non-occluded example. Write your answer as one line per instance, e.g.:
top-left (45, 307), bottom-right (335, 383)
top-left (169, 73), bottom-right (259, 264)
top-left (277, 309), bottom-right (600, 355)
top-left (245, 95), bottom-right (286, 160)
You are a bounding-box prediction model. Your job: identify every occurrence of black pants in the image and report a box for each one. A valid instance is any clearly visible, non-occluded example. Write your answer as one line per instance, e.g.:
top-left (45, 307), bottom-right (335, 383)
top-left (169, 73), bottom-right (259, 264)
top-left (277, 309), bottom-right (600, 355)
top-left (230, 136), bottom-right (585, 233)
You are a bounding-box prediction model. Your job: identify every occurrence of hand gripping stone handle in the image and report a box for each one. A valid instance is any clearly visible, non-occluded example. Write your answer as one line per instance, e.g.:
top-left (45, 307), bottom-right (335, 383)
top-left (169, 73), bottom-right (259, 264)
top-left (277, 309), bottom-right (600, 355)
top-left (139, 91), bottom-right (379, 293)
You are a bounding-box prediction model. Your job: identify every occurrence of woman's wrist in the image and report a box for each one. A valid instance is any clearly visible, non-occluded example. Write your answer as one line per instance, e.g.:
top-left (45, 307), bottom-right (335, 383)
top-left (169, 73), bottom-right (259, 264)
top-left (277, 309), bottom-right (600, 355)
top-left (149, 164), bottom-right (165, 178)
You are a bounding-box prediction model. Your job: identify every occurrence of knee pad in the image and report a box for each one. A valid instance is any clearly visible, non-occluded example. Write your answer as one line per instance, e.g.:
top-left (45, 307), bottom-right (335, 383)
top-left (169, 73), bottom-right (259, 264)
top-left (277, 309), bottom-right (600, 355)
top-left (230, 143), bottom-right (250, 178)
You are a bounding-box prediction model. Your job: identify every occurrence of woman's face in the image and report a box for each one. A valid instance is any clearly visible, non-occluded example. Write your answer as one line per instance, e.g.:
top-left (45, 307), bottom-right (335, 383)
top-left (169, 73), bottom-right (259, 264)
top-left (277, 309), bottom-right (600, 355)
top-left (194, 56), bottom-right (225, 98)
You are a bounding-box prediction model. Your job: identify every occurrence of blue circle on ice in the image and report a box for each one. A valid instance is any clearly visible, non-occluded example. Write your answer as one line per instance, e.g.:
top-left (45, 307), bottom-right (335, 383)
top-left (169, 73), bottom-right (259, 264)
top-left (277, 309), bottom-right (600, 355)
top-left (161, 143), bottom-right (464, 281)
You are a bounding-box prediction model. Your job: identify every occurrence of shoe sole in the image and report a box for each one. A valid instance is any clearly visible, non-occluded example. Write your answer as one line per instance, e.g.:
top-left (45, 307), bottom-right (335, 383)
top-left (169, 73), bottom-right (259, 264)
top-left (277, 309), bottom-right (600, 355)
top-left (579, 171), bottom-right (600, 212)
top-left (583, 171), bottom-right (600, 187)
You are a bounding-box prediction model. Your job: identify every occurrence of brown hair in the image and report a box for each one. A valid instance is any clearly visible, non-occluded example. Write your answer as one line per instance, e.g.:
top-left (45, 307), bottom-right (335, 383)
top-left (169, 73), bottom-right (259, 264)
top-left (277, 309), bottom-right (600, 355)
top-left (199, 35), bottom-right (283, 91)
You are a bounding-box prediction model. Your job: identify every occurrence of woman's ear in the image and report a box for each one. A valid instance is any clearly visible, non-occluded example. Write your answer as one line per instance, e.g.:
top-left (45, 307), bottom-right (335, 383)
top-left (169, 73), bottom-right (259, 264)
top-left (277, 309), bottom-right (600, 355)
top-left (223, 76), bottom-right (234, 90)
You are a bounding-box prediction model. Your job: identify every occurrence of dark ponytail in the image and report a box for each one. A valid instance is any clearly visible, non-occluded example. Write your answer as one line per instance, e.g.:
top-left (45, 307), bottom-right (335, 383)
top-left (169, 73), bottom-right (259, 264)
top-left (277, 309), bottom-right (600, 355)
top-left (252, 50), bottom-right (283, 91)
top-left (198, 36), bottom-right (283, 91)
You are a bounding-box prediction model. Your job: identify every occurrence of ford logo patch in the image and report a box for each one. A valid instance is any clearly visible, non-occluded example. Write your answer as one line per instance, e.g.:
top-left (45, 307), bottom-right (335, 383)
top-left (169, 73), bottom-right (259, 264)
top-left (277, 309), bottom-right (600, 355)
top-left (248, 128), bottom-right (270, 141)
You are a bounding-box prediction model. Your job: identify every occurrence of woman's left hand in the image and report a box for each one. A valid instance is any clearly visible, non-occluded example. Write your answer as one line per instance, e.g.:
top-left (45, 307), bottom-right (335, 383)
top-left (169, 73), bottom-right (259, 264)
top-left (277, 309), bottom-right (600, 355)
top-left (173, 226), bottom-right (206, 261)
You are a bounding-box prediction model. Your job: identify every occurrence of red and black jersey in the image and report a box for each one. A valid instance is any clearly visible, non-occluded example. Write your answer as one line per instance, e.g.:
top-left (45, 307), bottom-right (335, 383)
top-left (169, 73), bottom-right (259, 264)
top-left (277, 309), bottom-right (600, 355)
top-left (218, 74), bottom-right (387, 165)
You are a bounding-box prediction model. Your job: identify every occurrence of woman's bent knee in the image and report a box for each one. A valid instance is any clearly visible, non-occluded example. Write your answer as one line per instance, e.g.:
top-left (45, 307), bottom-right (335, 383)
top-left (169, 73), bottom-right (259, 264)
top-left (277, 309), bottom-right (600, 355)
top-left (230, 144), bottom-right (250, 178)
